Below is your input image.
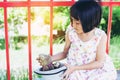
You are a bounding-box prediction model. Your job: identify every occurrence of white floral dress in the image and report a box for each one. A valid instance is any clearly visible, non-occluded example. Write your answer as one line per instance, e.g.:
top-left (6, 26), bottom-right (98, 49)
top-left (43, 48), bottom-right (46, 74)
top-left (66, 26), bottom-right (117, 80)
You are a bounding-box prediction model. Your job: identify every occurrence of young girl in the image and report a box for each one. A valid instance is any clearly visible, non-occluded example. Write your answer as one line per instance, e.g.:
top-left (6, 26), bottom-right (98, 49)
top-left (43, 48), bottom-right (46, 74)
top-left (37, 0), bottom-right (117, 80)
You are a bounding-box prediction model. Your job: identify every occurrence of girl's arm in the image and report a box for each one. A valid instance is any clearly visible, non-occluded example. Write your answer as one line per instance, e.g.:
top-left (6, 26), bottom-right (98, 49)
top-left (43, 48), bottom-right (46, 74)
top-left (51, 32), bottom-right (71, 62)
top-left (74, 33), bottom-right (107, 70)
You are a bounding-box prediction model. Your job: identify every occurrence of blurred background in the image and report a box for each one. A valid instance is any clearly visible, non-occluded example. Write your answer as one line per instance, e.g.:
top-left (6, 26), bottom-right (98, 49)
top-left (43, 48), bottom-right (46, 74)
top-left (0, 0), bottom-right (120, 80)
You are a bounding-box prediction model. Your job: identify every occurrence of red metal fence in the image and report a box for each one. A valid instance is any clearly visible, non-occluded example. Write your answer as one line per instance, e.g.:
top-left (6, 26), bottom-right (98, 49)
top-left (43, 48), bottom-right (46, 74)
top-left (0, 0), bottom-right (120, 80)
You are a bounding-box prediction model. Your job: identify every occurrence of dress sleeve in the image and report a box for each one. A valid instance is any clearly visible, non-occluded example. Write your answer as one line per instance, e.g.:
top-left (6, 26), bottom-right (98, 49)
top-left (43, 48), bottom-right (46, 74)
top-left (95, 29), bottom-right (106, 46)
top-left (65, 25), bottom-right (72, 34)
top-left (65, 25), bottom-right (74, 42)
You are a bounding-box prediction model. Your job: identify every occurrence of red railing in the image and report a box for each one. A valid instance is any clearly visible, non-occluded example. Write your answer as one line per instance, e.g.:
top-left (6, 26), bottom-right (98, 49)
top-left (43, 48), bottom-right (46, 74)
top-left (0, 0), bottom-right (120, 80)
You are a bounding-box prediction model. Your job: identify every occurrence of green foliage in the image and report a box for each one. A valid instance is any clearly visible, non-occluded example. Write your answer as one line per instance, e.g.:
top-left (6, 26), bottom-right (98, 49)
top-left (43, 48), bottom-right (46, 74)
top-left (7, 8), bottom-right (27, 49)
top-left (0, 8), bottom-right (4, 28)
top-left (35, 74), bottom-right (42, 78)
top-left (31, 7), bottom-right (50, 24)
top-left (111, 7), bottom-right (120, 37)
top-left (7, 8), bottom-right (27, 35)
top-left (0, 39), bottom-right (5, 50)
top-left (32, 36), bottom-right (50, 47)
top-left (53, 7), bottom-right (70, 31)
top-left (53, 36), bottom-right (65, 44)
top-left (53, 7), bottom-right (70, 43)
top-left (100, 7), bottom-right (120, 37)
top-left (43, 10), bottom-right (50, 24)
top-left (11, 36), bottom-right (28, 50)
top-left (99, 7), bottom-right (108, 33)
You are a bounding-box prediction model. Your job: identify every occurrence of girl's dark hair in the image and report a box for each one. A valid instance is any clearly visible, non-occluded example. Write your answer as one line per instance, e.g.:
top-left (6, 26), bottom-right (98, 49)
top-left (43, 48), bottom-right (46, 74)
top-left (70, 0), bottom-right (102, 33)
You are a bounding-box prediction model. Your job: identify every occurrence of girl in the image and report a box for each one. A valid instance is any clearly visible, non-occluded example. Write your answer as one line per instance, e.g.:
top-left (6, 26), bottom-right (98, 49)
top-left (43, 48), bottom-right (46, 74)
top-left (37, 0), bottom-right (117, 80)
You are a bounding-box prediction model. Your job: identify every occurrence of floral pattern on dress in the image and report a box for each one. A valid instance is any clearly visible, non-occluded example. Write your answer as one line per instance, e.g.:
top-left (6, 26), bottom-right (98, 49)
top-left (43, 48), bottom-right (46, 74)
top-left (66, 26), bottom-right (117, 80)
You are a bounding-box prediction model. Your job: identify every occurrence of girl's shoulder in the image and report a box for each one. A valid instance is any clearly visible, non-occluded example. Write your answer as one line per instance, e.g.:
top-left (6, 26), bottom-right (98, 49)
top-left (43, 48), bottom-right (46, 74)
top-left (94, 28), bottom-right (106, 37)
top-left (66, 25), bottom-right (74, 33)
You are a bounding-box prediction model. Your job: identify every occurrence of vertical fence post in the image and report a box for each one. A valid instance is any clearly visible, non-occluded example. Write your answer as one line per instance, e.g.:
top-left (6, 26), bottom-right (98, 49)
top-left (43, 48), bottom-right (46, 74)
top-left (4, 5), bottom-right (11, 80)
top-left (28, 0), bottom-right (32, 80)
top-left (106, 0), bottom-right (113, 54)
top-left (50, 0), bottom-right (53, 56)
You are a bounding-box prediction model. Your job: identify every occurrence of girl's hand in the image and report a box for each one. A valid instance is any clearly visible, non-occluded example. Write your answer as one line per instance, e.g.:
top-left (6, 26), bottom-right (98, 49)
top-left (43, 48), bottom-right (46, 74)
top-left (62, 63), bottom-right (76, 80)
top-left (36, 54), bottom-right (52, 66)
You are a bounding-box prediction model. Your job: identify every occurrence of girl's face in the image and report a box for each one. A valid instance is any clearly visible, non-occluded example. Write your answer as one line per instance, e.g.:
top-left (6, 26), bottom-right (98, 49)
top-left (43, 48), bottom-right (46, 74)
top-left (71, 17), bottom-right (84, 34)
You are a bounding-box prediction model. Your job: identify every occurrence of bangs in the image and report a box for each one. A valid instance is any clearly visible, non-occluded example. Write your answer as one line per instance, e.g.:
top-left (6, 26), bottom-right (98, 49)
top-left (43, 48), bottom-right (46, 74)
top-left (70, 5), bottom-right (79, 20)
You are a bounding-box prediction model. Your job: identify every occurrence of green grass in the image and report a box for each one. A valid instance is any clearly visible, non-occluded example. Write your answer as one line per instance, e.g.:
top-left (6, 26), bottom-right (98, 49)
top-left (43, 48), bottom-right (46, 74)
top-left (0, 69), bottom-right (40, 80)
top-left (0, 70), bottom-right (7, 80)
top-left (109, 36), bottom-right (120, 70)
